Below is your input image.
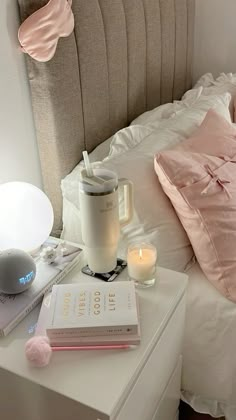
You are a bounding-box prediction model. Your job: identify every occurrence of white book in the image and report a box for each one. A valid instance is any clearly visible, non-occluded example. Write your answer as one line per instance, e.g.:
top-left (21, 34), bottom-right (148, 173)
top-left (46, 281), bottom-right (139, 339)
top-left (36, 292), bottom-right (141, 347)
top-left (0, 238), bottom-right (82, 337)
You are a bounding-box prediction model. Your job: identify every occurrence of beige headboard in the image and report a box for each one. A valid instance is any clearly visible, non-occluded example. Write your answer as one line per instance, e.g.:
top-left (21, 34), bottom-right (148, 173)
top-left (18, 0), bottom-right (195, 235)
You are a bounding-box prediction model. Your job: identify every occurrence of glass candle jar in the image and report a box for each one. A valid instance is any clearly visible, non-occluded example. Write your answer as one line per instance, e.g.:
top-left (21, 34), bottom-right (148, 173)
top-left (127, 243), bottom-right (157, 288)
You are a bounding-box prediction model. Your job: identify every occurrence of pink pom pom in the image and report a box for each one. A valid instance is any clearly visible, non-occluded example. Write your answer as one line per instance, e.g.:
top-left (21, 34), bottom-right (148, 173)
top-left (25, 336), bottom-right (52, 367)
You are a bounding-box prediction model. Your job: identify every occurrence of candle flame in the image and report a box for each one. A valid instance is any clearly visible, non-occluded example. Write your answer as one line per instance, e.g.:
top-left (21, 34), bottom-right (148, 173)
top-left (139, 248), bottom-right (143, 259)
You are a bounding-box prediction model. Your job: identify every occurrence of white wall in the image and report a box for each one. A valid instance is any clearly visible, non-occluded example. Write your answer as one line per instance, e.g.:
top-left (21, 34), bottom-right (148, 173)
top-left (193, 0), bottom-right (236, 82)
top-left (0, 0), bottom-right (42, 188)
top-left (1, 1), bottom-right (236, 187)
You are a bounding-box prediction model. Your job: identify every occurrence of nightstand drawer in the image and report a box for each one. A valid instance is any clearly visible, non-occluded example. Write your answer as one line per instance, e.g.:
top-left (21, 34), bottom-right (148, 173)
top-left (115, 296), bottom-right (185, 420)
top-left (151, 357), bottom-right (182, 420)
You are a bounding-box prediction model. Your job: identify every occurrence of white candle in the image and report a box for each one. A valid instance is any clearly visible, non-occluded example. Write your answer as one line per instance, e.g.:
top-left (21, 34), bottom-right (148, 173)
top-left (127, 243), bottom-right (157, 286)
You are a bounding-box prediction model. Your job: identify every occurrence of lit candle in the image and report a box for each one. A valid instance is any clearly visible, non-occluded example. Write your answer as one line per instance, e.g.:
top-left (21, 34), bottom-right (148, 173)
top-left (127, 243), bottom-right (157, 288)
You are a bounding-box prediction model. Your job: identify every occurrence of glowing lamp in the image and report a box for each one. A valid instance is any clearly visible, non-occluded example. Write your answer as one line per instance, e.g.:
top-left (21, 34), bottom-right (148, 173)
top-left (0, 182), bottom-right (54, 252)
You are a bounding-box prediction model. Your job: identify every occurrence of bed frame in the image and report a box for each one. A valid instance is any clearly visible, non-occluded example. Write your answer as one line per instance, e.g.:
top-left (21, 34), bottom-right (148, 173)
top-left (18, 0), bottom-right (195, 235)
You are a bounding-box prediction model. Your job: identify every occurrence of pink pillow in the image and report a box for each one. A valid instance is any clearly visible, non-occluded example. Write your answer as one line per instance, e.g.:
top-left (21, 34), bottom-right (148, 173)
top-left (154, 109), bottom-right (236, 301)
top-left (18, 0), bottom-right (74, 62)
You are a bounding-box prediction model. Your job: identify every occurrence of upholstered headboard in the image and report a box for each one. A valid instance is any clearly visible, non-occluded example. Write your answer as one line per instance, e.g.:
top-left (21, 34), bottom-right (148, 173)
top-left (18, 0), bottom-right (195, 235)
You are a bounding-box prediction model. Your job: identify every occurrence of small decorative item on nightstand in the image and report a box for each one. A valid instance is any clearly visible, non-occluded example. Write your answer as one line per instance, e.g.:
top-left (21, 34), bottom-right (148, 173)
top-left (127, 242), bottom-right (157, 288)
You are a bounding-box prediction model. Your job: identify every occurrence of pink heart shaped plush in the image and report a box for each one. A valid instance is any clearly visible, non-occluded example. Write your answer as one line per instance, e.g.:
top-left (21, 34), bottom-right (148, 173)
top-left (18, 0), bottom-right (74, 62)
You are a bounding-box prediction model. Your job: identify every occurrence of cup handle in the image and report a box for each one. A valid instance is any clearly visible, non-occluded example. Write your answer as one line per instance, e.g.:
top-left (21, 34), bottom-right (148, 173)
top-left (118, 178), bottom-right (134, 226)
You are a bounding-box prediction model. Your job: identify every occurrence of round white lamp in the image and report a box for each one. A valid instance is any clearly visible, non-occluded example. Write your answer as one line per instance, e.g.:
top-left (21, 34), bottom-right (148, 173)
top-left (0, 182), bottom-right (54, 294)
top-left (0, 182), bottom-right (54, 252)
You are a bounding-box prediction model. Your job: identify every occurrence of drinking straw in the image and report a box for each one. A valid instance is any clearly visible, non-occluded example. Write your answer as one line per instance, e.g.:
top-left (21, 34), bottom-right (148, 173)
top-left (82, 150), bottom-right (94, 177)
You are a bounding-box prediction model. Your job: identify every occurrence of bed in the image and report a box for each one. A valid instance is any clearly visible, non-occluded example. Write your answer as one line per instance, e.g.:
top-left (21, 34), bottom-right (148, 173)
top-left (18, 1), bottom-right (236, 419)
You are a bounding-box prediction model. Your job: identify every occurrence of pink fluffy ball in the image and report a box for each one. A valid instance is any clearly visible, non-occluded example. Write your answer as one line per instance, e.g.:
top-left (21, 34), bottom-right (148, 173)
top-left (25, 336), bottom-right (52, 367)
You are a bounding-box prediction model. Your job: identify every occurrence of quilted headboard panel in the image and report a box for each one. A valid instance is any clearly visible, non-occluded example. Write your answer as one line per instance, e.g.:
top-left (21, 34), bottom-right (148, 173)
top-left (18, 0), bottom-right (195, 235)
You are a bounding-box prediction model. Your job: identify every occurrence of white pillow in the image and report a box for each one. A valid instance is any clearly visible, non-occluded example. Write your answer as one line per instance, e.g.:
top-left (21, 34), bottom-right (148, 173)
top-left (77, 75), bottom-right (230, 162)
top-left (106, 91), bottom-right (232, 159)
top-left (106, 86), bottom-right (213, 159)
top-left (79, 73), bottom-right (235, 162)
top-left (184, 72), bottom-right (236, 121)
top-left (61, 92), bottom-right (231, 272)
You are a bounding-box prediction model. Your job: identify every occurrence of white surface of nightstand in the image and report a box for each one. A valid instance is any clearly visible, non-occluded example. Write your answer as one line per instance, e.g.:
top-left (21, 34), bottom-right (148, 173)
top-left (0, 256), bottom-right (187, 420)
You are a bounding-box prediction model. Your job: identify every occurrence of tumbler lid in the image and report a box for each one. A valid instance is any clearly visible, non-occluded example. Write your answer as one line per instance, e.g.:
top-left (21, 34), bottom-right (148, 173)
top-left (79, 168), bottom-right (118, 194)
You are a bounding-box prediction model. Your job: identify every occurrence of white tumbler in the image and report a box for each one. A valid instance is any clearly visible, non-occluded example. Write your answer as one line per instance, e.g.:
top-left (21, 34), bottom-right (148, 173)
top-left (79, 168), bottom-right (133, 273)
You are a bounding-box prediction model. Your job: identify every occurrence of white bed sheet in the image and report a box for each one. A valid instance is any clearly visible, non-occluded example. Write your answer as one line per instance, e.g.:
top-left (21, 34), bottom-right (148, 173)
top-left (182, 263), bottom-right (236, 419)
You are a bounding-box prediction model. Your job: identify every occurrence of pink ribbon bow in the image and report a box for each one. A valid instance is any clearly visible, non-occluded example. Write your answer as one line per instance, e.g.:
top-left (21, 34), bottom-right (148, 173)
top-left (201, 164), bottom-right (231, 199)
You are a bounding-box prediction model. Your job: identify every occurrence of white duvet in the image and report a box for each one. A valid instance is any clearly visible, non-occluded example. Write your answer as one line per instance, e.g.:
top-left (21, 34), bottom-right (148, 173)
top-left (61, 73), bottom-right (236, 419)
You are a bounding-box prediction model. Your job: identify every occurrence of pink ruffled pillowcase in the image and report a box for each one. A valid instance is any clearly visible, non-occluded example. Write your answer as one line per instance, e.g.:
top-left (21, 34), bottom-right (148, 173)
top-left (154, 109), bottom-right (236, 302)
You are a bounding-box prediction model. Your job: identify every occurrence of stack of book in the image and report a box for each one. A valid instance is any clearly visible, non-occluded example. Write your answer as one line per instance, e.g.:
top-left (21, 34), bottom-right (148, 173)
top-left (36, 280), bottom-right (141, 347)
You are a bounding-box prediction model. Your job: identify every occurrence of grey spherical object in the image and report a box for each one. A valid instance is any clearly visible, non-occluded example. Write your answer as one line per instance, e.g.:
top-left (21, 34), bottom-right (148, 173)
top-left (0, 249), bottom-right (36, 294)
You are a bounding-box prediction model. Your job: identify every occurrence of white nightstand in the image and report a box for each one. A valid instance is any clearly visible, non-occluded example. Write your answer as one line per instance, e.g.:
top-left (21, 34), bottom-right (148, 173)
top-left (0, 256), bottom-right (188, 420)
